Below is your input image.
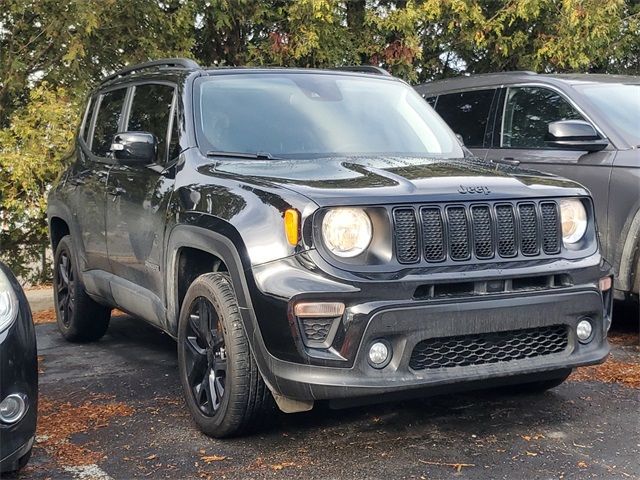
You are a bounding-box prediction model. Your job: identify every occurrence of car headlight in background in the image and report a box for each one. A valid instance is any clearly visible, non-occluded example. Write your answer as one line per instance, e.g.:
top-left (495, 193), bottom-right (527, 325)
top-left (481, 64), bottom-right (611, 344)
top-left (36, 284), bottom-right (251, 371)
top-left (559, 198), bottom-right (588, 245)
top-left (0, 268), bottom-right (19, 333)
top-left (322, 208), bottom-right (372, 258)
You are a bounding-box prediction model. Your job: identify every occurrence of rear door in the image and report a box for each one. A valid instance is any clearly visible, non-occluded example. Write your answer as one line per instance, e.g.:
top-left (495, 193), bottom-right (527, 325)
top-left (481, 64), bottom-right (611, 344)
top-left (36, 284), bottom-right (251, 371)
top-left (430, 88), bottom-right (498, 159)
top-left (72, 87), bottom-right (127, 277)
top-left (485, 85), bottom-right (616, 242)
top-left (105, 82), bottom-right (179, 321)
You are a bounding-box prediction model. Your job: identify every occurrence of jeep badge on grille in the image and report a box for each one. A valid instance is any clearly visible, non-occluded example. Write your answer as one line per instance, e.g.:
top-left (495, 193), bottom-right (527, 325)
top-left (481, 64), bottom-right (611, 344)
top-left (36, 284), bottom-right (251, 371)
top-left (459, 185), bottom-right (491, 195)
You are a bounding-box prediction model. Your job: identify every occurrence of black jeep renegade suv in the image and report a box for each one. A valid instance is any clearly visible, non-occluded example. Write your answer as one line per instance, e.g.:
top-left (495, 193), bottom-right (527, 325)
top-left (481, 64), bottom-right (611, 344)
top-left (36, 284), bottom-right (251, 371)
top-left (47, 59), bottom-right (612, 437)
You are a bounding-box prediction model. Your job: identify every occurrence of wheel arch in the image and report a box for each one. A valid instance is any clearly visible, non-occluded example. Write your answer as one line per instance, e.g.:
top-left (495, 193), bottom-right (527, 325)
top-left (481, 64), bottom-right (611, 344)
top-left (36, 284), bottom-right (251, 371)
top-left (47, 201), bottom-right (80, 258)
top-left (165, 221), bottom-right (254, 337)
top-left (617, 206), bottom-right (640, 296)
top-left (165, 219), bottom-right (287, 398)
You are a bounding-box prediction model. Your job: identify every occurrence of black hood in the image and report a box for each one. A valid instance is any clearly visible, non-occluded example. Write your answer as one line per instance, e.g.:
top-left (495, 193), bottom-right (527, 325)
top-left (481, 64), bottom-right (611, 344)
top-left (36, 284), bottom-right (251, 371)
top-left (211, 156), bottom-right (587, 206)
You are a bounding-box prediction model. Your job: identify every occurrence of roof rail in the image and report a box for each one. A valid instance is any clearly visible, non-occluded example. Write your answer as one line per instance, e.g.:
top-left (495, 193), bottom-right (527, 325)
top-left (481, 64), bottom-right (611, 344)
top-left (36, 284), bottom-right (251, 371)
top-left (334, 65), bottom-right (392, 76)
top-left (473, 70), bottom-right (537, 77)
top-left (101, 58), bottom-right (200, 83)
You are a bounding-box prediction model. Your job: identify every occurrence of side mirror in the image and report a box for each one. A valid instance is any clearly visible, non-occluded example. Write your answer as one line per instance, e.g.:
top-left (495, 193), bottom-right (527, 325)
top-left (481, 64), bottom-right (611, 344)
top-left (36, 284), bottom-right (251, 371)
top-left (545, 120), bottom-right (608, 152)
top-left (110, 132), bottom-right (157, 164)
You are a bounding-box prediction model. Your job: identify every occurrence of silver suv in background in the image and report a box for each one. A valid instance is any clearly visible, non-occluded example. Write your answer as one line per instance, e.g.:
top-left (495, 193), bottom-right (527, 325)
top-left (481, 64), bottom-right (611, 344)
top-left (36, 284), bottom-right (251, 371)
top-left (416, 73), bottom-right (640, 305)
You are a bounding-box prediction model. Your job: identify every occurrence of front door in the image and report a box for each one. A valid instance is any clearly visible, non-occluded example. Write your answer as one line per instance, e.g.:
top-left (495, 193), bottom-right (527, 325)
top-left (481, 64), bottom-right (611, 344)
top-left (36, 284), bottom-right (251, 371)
top-left (485, 86), bottom-right (616, 246)
top-left (105, 83), bottom-right (179, 321)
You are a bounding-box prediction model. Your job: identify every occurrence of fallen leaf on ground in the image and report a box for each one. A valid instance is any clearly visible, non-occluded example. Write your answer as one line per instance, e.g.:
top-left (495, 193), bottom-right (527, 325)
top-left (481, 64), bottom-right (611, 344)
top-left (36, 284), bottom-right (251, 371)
top-left (37, 355), bottom-right (45, 374)
top-left (569, 358), bottom-right (640, 388)
top-left (270, 462), bottom-right (296, 471)
top-left (418, 459), bottom-right (475, 472)
top-left (37, 394), bottom-right (134, 466)
top-left (608, 331), bottom-right (639, 347)
top-left (201, 455), bottom-right (226, 463)
top-left (33, 309), bottom-right (57, 324)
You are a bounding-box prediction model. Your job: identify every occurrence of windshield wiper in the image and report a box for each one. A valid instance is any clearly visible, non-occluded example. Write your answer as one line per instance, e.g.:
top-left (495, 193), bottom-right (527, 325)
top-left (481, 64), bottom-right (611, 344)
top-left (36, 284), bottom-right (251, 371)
top-left (206, 150), bottom-right (276, 160)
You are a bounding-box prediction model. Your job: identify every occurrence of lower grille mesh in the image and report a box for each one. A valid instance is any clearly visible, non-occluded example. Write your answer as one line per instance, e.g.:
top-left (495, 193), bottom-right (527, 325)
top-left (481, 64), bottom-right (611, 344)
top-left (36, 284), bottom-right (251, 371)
top-left (409, 325), bottom-right (568, 370)
top-left (300, 318), bottom-right (333, 343)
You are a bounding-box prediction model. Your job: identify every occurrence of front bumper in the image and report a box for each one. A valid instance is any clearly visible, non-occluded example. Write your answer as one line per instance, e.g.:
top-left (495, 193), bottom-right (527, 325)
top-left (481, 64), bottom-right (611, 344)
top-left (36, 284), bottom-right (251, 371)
top-left (244, 254), bottom-right (611, 402)
top-left (0, 268), bottom-right (38, 473)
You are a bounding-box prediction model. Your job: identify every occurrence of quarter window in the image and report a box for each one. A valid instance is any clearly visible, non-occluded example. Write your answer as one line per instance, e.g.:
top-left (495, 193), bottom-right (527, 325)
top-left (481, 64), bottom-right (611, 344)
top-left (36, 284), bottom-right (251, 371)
top-left (434, 89), bottom-right (496, 147)
top-left (502, 87), bottom-right (584, 148)
top-left (127, 84), bottom-right (175, 163)
top-left (92, 88), bottom-right (127, 157)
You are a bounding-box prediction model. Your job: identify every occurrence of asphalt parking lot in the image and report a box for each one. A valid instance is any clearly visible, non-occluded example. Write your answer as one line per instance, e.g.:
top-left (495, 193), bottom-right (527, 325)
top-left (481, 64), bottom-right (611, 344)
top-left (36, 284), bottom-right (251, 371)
top-left (13, 298), bottom-right (640, 480)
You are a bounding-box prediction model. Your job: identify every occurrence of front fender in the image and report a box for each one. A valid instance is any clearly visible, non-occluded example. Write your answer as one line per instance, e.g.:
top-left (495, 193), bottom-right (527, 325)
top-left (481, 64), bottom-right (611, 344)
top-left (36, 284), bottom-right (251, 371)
top-left (165, 218), bottom-right (289, 398)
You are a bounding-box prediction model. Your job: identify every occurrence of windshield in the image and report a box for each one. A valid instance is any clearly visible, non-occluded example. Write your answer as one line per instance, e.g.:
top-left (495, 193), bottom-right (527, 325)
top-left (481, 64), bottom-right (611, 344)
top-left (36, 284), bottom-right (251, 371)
top-left (195, 73), bottom-right (463, 159)
top-left (576, 83), bottom-right (640, 146)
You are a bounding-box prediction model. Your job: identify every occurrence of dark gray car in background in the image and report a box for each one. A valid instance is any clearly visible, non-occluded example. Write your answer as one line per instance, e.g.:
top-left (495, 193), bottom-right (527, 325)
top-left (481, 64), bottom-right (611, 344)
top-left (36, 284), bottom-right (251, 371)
top-left (416, 73), bottom-right (640, 304)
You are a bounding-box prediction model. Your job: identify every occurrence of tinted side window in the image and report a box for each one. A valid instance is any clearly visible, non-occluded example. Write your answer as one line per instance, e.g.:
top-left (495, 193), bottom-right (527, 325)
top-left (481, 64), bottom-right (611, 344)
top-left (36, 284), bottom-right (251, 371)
top-left (127, 84), bottom-right (175, 163)
top-left (80, 97), bottom-right (96, 142)
top-left (502, 87), bottom-right (583, 148)
top-left (435, 89), bottom-right (495, 147)
top-left (92, 89), bottom-right (127, 157)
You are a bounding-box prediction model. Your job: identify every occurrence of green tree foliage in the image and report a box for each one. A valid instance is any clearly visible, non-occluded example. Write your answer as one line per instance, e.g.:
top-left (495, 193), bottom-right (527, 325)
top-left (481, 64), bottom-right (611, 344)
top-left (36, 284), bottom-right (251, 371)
top-left (0, 84), bottom-right (78, 281)
top-left (1, 0), bottom-right (638, 281)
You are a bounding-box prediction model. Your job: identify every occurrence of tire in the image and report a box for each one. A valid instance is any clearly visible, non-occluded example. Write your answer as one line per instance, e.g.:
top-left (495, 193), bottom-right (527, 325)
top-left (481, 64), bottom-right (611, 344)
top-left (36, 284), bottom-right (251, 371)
top-left (505, 369), bottom-right (572, 394)
top-left (53, 236), bottom-right (111, 342)
top-left (177, 273), bottom-right (273, 438)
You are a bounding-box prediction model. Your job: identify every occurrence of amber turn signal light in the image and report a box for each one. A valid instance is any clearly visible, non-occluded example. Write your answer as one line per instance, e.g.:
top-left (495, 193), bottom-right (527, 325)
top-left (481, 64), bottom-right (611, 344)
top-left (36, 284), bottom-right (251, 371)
top-left (284, 209), bottom-right (300, 246)
top-left (599, 276), bottom-right (612, 292)
top-left (294, 302), bottom-right (345, 318)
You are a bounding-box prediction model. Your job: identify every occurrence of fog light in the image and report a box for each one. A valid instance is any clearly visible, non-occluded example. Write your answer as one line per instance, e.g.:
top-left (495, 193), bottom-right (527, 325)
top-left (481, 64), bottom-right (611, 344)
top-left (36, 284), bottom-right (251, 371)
top-left (599, 276), bottom-right (612, 292)
top-left (576, 319), bottom-right (593, 343)
top-left (0, 394), bottom-right (27, 424)
top-left (368, 340), bottom-right (391, 368)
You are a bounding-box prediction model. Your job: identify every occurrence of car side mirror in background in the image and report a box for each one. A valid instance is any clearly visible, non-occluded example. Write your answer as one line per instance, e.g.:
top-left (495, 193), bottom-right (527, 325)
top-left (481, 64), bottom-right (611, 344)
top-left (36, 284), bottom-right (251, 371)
top-left (545, 120), bottom-right (608, 152)
top-left (110, 132), bottom-right (157, 164)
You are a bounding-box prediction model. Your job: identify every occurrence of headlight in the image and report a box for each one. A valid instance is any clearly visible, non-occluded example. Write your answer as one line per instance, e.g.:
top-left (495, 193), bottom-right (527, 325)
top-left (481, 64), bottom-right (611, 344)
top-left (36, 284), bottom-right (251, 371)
top-left (322, 208), bottom-right (372, 258)
top-left (559, 198), bottom-right (588, 244)
top-left (0, 268), bottom-right (19, 333)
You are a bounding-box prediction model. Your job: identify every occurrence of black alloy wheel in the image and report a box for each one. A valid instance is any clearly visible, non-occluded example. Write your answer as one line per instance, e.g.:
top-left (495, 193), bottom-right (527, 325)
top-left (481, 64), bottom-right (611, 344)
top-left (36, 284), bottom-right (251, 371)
top-left (52, 236), bottom-right (111, 342)
top-left (177, 273), bottom-right (274, 437)
top-left (55, 251), bottom-right (75, 328)
top-left (184, 297), bottom-right (227, 416)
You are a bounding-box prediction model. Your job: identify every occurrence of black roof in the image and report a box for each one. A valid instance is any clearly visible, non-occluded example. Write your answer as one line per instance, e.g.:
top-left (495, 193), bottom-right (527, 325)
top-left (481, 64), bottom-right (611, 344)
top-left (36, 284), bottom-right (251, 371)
top-left (416, 71), bottom-right (640, 94)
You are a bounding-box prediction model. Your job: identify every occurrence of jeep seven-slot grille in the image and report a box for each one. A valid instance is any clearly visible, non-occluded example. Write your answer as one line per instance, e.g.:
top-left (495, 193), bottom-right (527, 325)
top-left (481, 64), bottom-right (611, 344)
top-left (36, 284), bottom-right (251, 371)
top-left (393, 201), bottom-right (561, 264)
top-left (409, 325), bottom-right (569, 370)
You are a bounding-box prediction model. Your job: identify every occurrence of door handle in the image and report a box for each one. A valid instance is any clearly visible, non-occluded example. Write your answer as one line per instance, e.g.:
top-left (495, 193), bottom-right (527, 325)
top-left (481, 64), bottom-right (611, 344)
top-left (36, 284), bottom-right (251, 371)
top-left (491, 157), bottom-right (521, 167)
